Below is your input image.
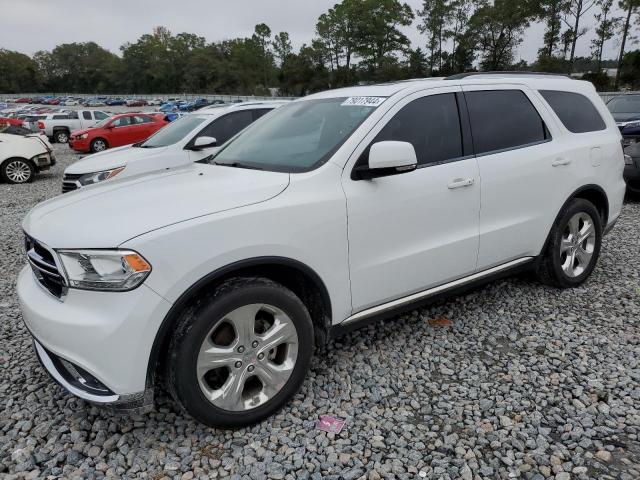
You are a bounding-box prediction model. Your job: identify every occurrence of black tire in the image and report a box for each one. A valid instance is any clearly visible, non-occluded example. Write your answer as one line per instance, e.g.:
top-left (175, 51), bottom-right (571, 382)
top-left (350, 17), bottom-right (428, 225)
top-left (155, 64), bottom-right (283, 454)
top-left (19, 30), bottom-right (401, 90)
top-left (535, 198), bottom-right (602, 288)
top-left (90, 138), bottom-right (108, 153)
top-left (167, 277), bottom-right (314, 428)
top-left (54, 130), bottom-right (69, 143)
top-left (0, 158), bottom-right (35, 184)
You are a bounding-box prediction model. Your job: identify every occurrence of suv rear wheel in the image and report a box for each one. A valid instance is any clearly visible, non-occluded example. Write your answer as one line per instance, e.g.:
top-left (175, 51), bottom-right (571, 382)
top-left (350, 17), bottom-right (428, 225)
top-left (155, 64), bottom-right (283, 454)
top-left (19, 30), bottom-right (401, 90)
top-left (167, 277), bottom-right (314, 428)
top-left (535, 198), bottom-right (602, 288)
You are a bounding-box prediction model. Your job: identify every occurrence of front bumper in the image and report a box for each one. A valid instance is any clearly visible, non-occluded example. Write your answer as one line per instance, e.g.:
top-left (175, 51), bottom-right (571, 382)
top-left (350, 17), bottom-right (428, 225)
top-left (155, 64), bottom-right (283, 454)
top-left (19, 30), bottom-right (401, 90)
top-left (17, 265), bottom-right (172, 407)
top-left (69, 137), bottom-right (91, 152)
top-left (623, 156), bottom-right (640, 193)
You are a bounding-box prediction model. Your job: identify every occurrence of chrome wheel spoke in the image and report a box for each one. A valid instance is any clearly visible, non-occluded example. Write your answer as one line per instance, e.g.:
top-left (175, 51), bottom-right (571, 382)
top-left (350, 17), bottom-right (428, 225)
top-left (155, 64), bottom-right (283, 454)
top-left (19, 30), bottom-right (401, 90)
top-left (225, 304), bottom-right (260, 345)
top-left (197, 340), bottom-right (241, 377)
top-left (560, 212), bottom-right (597, 278)
top-left (578, 221), bottom-right (594, 245)
top-left (575, 247), bottom-right (591, 267)
top-left (560, 237), bottom-right (573, 253)
top-left (255, 362), bottom-right (294, 396)
top-left (212, 370), bottom-right (249, 410)
top-left (257, 317), bottom-right (297, 354)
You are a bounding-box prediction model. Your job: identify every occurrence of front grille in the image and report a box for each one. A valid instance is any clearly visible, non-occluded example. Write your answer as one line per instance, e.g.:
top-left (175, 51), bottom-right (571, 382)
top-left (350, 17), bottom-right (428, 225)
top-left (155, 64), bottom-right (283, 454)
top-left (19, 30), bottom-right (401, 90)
top-left (24, 234), bottom-right (66, 299)
top-left (62, 173), bottom-right (82, 193)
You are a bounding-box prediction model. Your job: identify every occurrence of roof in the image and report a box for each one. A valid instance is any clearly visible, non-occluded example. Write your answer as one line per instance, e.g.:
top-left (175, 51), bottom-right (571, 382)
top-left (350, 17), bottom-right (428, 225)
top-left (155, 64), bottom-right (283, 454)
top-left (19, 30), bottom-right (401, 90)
top-left (302, 74), bottom-right (597, 102)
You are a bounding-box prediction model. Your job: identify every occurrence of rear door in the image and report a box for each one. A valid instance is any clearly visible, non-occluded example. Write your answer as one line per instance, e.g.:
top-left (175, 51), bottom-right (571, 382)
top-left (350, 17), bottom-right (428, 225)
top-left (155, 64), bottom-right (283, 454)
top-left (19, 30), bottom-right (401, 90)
top-left (461, 85), bottom-right (567, 269)
top-left (107, 115), bottom-right (134, 146)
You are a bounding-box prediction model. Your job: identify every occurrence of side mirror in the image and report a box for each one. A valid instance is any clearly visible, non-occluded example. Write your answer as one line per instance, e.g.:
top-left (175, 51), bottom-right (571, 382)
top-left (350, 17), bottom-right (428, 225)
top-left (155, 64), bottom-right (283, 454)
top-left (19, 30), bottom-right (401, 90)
top-left (191, 136), bottom-right (217, 150)
top-left (354, 141), bottom-right (418, 180)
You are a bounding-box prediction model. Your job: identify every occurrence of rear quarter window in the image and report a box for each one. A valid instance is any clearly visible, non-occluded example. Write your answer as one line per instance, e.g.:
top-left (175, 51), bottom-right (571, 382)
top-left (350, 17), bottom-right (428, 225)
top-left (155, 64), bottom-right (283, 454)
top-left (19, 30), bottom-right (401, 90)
top-left (539, 90), bottom-right (606, 133)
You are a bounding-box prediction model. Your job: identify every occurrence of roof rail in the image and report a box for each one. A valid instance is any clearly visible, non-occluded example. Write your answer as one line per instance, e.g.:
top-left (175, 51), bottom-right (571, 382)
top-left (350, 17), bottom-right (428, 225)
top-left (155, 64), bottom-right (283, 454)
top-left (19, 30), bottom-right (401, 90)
top-left (445, 71), bottom-right (572, 80)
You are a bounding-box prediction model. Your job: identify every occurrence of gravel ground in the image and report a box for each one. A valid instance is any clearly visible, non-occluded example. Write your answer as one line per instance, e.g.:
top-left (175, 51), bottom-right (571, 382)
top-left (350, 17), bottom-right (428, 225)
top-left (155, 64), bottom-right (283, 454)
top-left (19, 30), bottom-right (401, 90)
top-left (1, 144), bottom-right (639, 480)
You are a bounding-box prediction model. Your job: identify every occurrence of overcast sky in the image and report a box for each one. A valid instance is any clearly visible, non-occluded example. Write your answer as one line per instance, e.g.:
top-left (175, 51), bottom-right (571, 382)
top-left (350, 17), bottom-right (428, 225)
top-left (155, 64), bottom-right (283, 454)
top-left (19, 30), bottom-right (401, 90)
top-left (1, 0), bottom-right (627, 64)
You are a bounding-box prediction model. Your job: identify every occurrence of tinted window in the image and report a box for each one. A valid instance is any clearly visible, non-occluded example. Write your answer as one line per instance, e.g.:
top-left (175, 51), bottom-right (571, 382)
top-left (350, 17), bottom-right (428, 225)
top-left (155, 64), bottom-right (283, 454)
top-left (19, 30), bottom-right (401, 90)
top-left (198, 111), bottom-right (254, 144)
top-left (465, 90), bottom-right (548, 155)
top-left (52, 114), bottom-right (67, 120)
top-left (94, 111), bottom-right (108, 120)
top-left (254, 108), bottom-right (273, 119)
top-left (132, 115), bottom-right (153, 124)
top-left (67, 111), bottom-right (78, 119)
top-left (82, 111), bottom-right (92, 120)
top-left (370, 93), bottom-right (463, 166)
top-left (111, 116), bottom-right (131, 127)
top-left (540, 90), bottom-right (606, 133)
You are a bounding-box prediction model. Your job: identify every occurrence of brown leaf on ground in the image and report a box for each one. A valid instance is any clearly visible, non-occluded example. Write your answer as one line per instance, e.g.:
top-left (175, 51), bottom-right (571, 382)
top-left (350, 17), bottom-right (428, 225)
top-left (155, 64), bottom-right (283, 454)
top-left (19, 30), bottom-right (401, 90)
top-left (428, 316), bottom-right (453, 327)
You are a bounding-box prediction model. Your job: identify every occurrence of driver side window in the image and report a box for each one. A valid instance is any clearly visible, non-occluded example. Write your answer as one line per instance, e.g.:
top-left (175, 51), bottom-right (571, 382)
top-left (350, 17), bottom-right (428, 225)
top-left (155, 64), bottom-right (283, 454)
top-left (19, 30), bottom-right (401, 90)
top-left (195, 111), bottom-right (254, 145)
top-left (111, 116), bottom-right (131, 128)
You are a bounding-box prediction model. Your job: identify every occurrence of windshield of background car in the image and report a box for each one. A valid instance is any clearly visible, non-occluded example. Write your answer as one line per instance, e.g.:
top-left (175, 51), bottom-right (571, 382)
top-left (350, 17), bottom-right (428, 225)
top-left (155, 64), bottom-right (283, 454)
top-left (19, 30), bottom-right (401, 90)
top-left (92, 117), bottom-right (111, 128)
top-left (140, 115), bottom-right (207, 147)
top-left (607, 96), bottom-right (640, 114)
top-left (211, 97), bottom-right (383, 172)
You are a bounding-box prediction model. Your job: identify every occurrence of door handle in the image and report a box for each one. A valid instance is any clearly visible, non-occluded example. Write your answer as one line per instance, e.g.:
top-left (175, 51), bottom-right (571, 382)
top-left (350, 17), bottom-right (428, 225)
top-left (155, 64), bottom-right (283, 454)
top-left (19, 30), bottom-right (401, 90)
top-left (447, 177), bottom-right (475, 189)
top-left (552, 157), bottom-right (572, 167)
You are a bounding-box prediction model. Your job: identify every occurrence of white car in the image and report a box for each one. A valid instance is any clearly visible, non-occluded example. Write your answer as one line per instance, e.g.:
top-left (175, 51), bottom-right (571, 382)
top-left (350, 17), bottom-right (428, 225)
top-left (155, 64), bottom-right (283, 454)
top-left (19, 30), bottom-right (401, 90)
top-left (0, 131), bottom-right (55, 183)
top-left (147, 98), bottom-right (164, 106)
top-left (18, 74), bottom-right (625, 427)
top-left (61, 102), bottom-right (287, 192)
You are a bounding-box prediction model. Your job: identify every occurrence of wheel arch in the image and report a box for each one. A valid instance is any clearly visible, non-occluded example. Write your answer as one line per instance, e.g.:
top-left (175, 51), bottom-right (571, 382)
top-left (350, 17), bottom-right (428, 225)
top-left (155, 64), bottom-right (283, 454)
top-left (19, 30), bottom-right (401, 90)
top-left (146, 256), bottom-right (332, 388)
top-left (539, 183), bottom-right (609, 256)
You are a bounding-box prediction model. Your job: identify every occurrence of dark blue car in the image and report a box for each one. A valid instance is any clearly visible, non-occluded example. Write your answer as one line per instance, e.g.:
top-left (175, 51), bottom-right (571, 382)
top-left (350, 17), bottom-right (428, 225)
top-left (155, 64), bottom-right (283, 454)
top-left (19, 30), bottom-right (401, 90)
top-left (608, 95), bottom-right (640, 194)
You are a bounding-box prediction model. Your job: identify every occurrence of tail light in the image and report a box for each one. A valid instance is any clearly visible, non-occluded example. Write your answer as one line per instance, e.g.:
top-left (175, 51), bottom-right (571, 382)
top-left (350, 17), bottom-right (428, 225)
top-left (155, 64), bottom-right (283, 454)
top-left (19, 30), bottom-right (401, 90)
top-left (38, 121), bottom-right (45, 130)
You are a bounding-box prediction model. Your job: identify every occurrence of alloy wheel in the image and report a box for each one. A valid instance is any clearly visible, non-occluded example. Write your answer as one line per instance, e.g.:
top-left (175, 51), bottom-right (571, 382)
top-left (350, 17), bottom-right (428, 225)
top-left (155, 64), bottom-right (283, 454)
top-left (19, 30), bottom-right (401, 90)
top-left (56, 132), bottom-right (69, 143)
top-left (92, 140), bottom-right (106, 152)
top-left (5, 160), bottom-right (31, 183)
top-left (196, 303), bottom-right (299, 412)
top-left (560, 212), bottom-right (596, 278)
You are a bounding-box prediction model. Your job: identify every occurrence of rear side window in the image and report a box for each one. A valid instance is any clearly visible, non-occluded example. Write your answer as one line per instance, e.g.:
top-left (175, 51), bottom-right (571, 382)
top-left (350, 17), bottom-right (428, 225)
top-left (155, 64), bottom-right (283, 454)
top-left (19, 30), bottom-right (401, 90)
top-left (82, 111), bottom-right (92, 120)
top-left (371, 93), bottom-right (463, 166)
top-left (465, 90), bottom-right (548, 155)
top-left (94, 111), bottom-right (108, 120)
top-left (540, 90), bottom-right (606, 133)
top-left (52, 114), bottom-right (67, 120)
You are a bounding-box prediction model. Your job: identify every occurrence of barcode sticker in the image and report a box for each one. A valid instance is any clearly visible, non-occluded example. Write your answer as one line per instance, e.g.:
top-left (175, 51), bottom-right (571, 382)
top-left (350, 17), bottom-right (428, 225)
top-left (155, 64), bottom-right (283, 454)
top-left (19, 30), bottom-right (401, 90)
top-left (341, 96), bottom-right (386, 107)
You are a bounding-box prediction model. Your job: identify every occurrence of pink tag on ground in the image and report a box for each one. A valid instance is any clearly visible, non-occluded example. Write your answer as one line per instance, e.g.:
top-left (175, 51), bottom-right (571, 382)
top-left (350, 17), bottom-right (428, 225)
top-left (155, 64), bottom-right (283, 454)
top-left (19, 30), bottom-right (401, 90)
top-left (316, 415), bottom-right (346, 433)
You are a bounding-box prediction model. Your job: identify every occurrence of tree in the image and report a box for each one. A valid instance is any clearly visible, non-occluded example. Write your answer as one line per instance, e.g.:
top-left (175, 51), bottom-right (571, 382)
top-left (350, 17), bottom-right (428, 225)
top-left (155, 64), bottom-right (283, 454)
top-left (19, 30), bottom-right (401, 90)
top-left (252, 23), bottom-right (273, 88)
top-left (562, 0), bottom-right (597, 72)
top-left (273, 32), bottom-right (293, 66)
top-left (537, 0), bottom-right (569, 58)
top-left (614, 0), bottom-right (640, 88)
top-left (470, 0), bottom-right (536, 71)
top-left (591, 0), bottom-right (618, 71)
top-left (355, 0), bottom-right (414, 72)
top-left (0, 49), bottom-right (41, 93)
top-left (417, 0), bottom-right (453, 74)
top-left (619, 49), bottom-right (640, 88)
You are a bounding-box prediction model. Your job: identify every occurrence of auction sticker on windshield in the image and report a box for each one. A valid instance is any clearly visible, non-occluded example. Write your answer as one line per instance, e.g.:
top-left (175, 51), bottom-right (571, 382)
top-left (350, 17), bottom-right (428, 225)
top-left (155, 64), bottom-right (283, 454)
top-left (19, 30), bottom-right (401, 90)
top-left (341, 96), bottom-right (386, 107)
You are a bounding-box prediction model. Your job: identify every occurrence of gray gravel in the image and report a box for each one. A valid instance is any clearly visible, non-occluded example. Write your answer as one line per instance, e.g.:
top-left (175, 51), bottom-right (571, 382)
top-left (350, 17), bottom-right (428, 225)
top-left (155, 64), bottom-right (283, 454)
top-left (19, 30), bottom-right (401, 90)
top-left (1, 143), bottom-right (640, 480)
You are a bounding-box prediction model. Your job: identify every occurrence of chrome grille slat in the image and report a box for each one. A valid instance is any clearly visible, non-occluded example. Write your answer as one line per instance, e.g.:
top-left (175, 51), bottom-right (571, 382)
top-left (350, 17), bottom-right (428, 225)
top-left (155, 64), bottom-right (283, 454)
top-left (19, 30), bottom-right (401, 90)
top-left (24, 234), bottom-right (67, 299)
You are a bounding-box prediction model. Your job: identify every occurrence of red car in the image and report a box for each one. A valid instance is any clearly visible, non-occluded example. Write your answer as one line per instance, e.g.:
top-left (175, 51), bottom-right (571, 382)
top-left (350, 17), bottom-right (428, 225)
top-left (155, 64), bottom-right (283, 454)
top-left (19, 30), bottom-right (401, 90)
top-left (68, 113), bottom-right (168, 153)
top-left (0, 117), bottom-right (24, 127)
top-left (14, 97), bottom-right (32, 103)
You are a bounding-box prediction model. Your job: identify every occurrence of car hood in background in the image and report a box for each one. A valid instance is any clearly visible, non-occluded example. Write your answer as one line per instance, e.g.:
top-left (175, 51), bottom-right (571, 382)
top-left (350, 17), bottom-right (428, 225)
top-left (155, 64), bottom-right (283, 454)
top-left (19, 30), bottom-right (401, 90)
top-left (23, 163), bottom-right (290, 248)
top-left (65, 145), bottom-right (170, 173)
top-left (612, 113), bottom-right (640, 123)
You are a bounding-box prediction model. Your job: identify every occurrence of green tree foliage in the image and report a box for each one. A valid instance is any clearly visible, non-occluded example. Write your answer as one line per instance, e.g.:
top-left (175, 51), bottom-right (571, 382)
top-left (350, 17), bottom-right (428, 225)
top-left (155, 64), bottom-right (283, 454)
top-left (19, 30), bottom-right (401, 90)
top-left (0, 0), bottom-right (639, 95)
top-left (0, 49), bottom-right (40, 93)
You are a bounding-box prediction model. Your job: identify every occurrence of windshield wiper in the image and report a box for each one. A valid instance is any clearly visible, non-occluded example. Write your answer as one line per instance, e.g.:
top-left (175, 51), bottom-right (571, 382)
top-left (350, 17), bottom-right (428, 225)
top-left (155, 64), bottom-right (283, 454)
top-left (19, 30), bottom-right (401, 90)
top-left (213, 161), bottom-right (264, 170)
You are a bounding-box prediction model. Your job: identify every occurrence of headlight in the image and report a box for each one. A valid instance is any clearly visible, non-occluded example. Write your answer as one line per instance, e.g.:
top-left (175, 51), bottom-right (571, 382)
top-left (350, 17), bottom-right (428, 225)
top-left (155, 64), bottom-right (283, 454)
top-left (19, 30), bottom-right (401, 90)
top-left (78, 133), bottom-right (88, 139)
top-left (624, 121), bottom-right (640, 129)
top-left (77, 167), bottom-right (125, 186)
top-left (57, 249), bottom-right (151, 291)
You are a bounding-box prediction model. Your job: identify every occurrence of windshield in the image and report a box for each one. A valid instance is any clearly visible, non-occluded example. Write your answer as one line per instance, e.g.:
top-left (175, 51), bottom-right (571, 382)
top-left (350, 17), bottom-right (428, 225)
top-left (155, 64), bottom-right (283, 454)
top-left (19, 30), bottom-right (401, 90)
top-left (92, 117), bottom-right (112, 128)
top-left (140, 115), bottom-right (207, 147)
top-left (607, 96), bottom-right (640, 114)
top-left (211, 97), bottom-right (381, 172)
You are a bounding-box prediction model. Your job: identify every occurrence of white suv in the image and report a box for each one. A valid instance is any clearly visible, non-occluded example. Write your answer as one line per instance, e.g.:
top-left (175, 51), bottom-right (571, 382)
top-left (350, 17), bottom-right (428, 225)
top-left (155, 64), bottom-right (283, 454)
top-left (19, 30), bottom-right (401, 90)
top-left (18, 74), bottom-right (625, 427)
top-left (61, 102), bottom-right (287, 192)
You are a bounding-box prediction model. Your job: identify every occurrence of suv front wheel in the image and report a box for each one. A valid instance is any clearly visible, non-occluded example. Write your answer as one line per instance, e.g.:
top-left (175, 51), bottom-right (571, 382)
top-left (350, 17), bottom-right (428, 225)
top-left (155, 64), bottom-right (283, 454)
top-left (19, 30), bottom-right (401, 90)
top-left (167, 277), bottom-right (314, 428)
top-left (535, 198), bottom-right (602, 288)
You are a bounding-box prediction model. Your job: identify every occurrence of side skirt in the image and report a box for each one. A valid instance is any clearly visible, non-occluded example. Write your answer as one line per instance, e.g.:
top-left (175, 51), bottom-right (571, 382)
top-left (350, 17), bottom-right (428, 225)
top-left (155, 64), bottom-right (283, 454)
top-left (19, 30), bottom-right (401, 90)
top-left (329, 257), bottom-right (534, 340)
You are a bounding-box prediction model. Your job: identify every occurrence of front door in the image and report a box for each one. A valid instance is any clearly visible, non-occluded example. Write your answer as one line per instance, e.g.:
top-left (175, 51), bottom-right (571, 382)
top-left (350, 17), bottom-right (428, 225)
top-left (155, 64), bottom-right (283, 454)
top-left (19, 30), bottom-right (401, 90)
top-left (343, 87), bottom-right (481, 313)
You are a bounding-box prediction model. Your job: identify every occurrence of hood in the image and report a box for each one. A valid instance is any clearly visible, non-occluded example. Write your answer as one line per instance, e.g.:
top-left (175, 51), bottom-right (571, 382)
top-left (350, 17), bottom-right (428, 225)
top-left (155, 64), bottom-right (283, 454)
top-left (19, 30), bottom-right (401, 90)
top-left (23, 163), bottom-right (290, 248)
top-left (65, 145), bottom-right (169, 173)
top-left (612, 112), bottom-right (640, 123)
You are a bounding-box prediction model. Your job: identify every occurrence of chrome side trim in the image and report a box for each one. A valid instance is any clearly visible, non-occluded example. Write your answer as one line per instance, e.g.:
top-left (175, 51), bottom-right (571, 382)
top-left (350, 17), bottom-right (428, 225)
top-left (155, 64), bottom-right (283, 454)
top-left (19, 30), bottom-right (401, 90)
top-left (342, 257), bottom-right (533, 324)
top-left (34, 341), bottom-right (120, 403)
